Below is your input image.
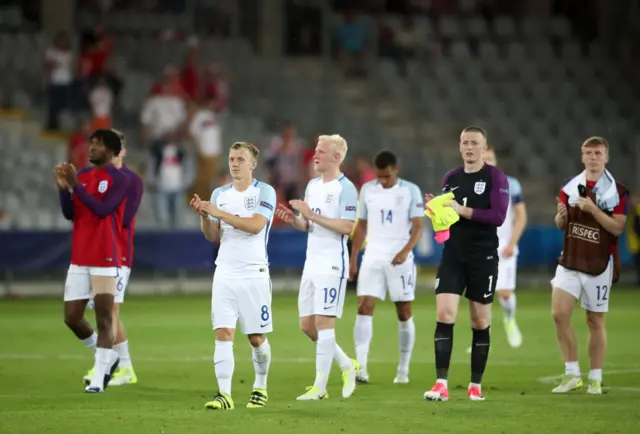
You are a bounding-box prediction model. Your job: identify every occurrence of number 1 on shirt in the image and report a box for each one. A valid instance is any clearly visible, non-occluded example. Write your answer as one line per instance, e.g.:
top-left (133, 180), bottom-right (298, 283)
top-left (462, 197), bottom-right (467, 207)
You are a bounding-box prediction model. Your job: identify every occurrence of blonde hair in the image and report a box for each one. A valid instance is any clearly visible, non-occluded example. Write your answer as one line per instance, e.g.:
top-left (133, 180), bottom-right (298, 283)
top-left (230, 141), bottom-right (260, 163)
top-left (318, 134), bottom-right (348, 163)
top-left (581, 136), bottom-right (609, 152)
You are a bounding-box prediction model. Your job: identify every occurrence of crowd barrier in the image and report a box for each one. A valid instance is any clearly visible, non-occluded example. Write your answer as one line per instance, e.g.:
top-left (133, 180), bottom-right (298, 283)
top-left (0, 226), bottom-right (633, 271)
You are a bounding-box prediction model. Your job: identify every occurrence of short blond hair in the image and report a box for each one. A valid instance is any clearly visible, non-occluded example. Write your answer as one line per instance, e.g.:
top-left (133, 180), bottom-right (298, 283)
top-left (582, 136), bottom-right (609, 152)
top-left (318, 134), bottom-right (348, 163)
top-left (230, 141), bottom-right (260, 162)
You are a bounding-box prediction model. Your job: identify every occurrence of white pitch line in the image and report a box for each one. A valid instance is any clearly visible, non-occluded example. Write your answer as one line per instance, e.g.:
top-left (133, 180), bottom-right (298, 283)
top-left (0, 353), bottom-right (636, 369)
top-left (537, 369), bottom-right (640, 392)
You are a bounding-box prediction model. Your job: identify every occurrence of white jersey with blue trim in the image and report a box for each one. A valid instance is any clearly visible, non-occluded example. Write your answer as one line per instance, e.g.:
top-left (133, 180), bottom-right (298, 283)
top-left (209, 180), bottom-right (276, 278)
top-left (303, 174), bottom-right (358, 277)
top-left (358, 178), bottom-right (424, 261)
top-left (497, 175), bottom-right (524, 254)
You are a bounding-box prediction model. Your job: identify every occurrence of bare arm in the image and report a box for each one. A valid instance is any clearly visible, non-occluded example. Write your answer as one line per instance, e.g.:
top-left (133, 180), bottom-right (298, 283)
top-left (292, 213), bottom-right (309, 232)
top-left (349, 220), bottom-right (367, 263)
top-left (307, 212), bottom-right (355, 235)
top-left (399, 217), bottom-right (424, 254)
top-left (201, 216), bottom-right (221, 242)
top-left (508, 203), bottom-right (527, 247)
top-left (590, 208), bottom-right (626, 237)
top-left (217, 212), bottom-right (269, 235)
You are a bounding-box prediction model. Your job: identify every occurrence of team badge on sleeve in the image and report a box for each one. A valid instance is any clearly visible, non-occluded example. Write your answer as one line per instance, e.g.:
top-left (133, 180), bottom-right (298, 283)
top-left (244, 196), bottom-right (257, 210)
top-left (474, 181), bottom-right (486, 195)
top-left (98, 180), bottom-right (109, 193)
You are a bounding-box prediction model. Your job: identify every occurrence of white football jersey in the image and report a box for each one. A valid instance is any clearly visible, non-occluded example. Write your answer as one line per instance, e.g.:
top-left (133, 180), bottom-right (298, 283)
top-left (303, 174), bottom-right (358, 277)
top-left (497, 176), bottom-right (524, 254)
top-left (209, 180), bottom-right (276, 278)
top-left (358, 179), bottom-right (424, 261)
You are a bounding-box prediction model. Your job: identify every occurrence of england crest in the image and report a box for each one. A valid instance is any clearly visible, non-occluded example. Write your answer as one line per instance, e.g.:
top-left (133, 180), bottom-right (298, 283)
top-left (244, 196), bottom-right (257, 210)
top-left (325, 194), bottom-right (334, 204)
top-left (474, 181), bottom-right (486, 195)
top-left (396, 195), bottom-right (403, 205)
top-left (98, 180), bottom-right (108, 193)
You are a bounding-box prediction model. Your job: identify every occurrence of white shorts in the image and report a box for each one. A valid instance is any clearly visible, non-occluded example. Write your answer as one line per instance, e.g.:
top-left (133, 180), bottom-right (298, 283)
top-left (63, 265), bottom-right (120, 302)
top-left (211, 273), bottom-right (273, 335)
top-left (298, 272), bottom-right (347, 318)
top-left (357, 256), bottom-right (416, 302)
top-left (87, 267), bottom-right (131, 309)
top-left (551, 257), bottom-right (613, 313)
top-left (496, 255), bottom-right (517, 291)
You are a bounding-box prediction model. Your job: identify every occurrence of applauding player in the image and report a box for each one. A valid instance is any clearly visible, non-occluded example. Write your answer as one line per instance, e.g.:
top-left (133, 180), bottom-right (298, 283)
top-left (349, 150), bottom-right (424, 384)
top-left (192, 142), bottom-right (276, 410)
top-left (276, 134), bottom-right (360, 401)
top-left (83, 130), bottom-right (143, 387)
top-left (423, 127), bottom-right (509, 402)
top-left (56, 129), bottom-right (130, 393)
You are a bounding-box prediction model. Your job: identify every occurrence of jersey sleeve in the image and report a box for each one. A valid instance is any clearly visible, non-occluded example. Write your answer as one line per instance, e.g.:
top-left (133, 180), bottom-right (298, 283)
top-left (509, 177), bottom-right (524, 205)
top-left (255, 183), bottom-right (276, 220)
top-left (58, 190), bottom-right (74, 220)
top-left (73, 168), bottom-right (130, 218)
top-left (339, 179), bottom-right (358, 221)
top-left (123, 172), bottom-right (143, 228)
top-left (357, 184), bottom-right (368, 220)
top-left (208, 187), bottom-right (222, 223)
top-left (470, 167), bottom-right (509, 226)
top-left (408, 183), bottom-right (425, 218)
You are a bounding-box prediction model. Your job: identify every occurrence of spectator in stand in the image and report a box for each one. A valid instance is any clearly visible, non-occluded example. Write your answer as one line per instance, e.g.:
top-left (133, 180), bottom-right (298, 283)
top-left (389, 15), bottom-right (429, 77)
top-left (187, 96), bottom-right (222, 198)
top-left (79, 22), bottom-right (121, 97)
top-left (181, 37), bottom-right (201, 102)
top-left (150, 64), bottom-right (187, 98)
top-left (44, 31), bottom-right (75, 130)
top-left (141, 75), bottom-right (187, 149)
top-left (202, 62), bottom-right (229, 112)
top-left (334, 8), bottom-right (371, 77)
top-left (89, 75), bottom-right (114, 130)
top-left (67, 119), bottom-right (92, 170)
top-left (147, 131), bottom-right (193, 228)
top-left (265, 122), bottom-right (305, 202)
top-left (355, 153), bottom-right (376, 188)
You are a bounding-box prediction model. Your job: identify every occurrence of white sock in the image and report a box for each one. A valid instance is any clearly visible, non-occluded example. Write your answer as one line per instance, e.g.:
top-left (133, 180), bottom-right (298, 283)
top-left (314, 329), bottom-right (336, 392)
top-left (398, 317), bottom-right (415, 374)
top-left (334, 342), bottom-right (353, 372)
top-left (499, 293), bottom-right (517, 322)
top-left (81, 332), bottom-right (98, 352)
top-left (436, 378), bottom-right (448, 388)
top-left (354, 315), bottom-right (373, 374)
top-left (588, 369), bottom-right (602, 382)
top-left (251, 339), bottom-right (271, 390)
top-left (565, 361), bottom-right (581, 377)
top-left (90, 347), bottom-right (114, 388)
top-left (214, 340), bottom-right (234, 395)
top-left (114, 340), bottom-right (132, 369)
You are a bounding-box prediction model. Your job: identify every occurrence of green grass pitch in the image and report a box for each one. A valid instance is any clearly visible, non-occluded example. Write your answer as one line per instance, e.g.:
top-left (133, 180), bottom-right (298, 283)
top-left (1, 287), bottom-right (639, 434)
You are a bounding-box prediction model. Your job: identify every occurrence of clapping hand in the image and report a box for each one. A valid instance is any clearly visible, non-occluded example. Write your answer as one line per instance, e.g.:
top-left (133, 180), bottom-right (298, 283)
top-left (289, 199), bottom-right (312, 219)
top-left (54, 164), bottom-right (69, 190)
top-left (190, 194), bottom-right (208, 217)
top-left (275, 203), bottom-right (295, 223)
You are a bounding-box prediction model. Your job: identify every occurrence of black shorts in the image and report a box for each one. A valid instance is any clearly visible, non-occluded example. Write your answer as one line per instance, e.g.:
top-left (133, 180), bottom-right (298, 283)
top-left (435, 249), bottom-right (499, 304)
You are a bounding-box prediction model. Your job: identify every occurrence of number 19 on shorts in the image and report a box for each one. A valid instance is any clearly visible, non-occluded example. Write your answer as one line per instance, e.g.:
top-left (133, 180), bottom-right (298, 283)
top-left (323, 287), bottom-right (337, 306)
